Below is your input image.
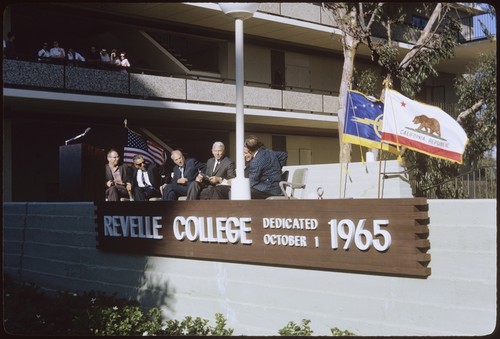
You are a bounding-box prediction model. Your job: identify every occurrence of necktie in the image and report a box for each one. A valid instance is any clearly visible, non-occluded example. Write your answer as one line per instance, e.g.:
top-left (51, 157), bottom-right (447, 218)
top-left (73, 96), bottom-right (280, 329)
top-left (141, 170), bottom-right (146, 187)
top-left (180, 167), bottom-right (184, 178)
top-left (213, 160), bottom-right (219, 172)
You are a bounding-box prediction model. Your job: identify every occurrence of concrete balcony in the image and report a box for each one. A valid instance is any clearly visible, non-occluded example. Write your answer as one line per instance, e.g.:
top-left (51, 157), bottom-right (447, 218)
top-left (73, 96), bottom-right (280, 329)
top-left (3, 59), bottom-right (339, 116)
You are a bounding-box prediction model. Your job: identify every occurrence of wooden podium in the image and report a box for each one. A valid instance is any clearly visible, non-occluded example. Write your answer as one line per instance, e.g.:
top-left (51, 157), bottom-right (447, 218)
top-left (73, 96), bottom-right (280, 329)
top-left (59, 143), bottom-right (105, 201)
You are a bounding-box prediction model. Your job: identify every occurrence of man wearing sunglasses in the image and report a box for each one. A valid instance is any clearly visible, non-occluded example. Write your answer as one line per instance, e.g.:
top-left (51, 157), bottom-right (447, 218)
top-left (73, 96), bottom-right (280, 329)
top-left (131, 154), bottom-right (162, 201)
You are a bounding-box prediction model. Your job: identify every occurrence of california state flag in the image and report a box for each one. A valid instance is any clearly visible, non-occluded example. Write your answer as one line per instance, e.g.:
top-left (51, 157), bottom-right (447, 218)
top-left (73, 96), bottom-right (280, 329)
top-left (381, 89), bottom-right (468, 164)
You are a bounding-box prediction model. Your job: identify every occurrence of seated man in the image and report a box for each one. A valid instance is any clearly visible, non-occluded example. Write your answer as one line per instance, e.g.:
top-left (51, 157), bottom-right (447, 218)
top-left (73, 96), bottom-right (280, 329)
top-left (130, 154), bottom-right (162, 201)
top-left (186, 141), bottom-right (236, 200)
top-left (209, 145), bottom-right (253, 200)
top-left (244, 135), bottom-right (288, 199)
top-left (104, 149), bottom-right (132, 201)
top-left (162, 150), bottom-right (206, 200)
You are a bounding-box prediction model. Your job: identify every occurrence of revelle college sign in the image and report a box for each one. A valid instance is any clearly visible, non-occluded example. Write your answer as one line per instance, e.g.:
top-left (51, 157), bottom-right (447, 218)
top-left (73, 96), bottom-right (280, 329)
top-left (96, 198), bottom-right (431, 278)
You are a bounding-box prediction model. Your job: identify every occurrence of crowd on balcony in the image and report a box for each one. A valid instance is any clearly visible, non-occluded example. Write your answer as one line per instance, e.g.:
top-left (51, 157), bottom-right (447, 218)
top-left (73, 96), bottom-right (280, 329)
top-left (3, 32), bottom-right (131, 71)
top-left (37, 41), bottom-right (131, 70)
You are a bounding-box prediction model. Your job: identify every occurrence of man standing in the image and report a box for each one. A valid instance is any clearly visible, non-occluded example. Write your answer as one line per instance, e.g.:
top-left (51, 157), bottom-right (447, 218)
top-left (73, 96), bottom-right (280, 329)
top-left (186, 141), bottom-right (236, 200)
top-left (162, 150), bottom-right (206, 200)
top-left (37, 42), bottom-right (51, 61)
top-left (4, 32), bottom-right (16, 59)
top-left (130, 154), bottom-right (163, 201)
top-left (49, 41), bottom-right (65, 60)
top-left (105, 149), bottom-right (132, 201)
top-left (67, 47), bottom-right (86, 65)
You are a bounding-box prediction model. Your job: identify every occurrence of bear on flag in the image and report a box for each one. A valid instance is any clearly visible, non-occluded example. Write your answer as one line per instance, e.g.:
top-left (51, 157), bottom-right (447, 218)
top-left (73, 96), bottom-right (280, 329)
top-left (381, 89), bottom-right (468, 164)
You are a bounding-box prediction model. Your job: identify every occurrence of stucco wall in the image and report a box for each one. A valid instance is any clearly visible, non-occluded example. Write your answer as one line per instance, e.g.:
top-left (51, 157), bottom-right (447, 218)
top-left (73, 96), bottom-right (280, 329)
top-left (2, 199), bottom-right (496, 336)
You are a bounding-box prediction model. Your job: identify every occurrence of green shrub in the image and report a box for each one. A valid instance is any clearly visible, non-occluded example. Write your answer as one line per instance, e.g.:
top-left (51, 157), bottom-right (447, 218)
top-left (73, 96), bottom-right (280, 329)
top-left (279, 319), bottom-right (314, 336)
top-left (4, 277), bottom-right (353, 336)
top-left (331, 327), bottom-right (356, 336)
top-left (3, 277), bottom-right (233, 336)
top-left (162, 313), bottom-right (233, 336)
top-left (278, 319), bottom-right (355, 336)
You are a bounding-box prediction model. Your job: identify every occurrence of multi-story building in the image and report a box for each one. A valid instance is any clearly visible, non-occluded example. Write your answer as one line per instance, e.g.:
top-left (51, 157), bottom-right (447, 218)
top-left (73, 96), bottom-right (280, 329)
top-left (3, 2), bottom-right (496, 201)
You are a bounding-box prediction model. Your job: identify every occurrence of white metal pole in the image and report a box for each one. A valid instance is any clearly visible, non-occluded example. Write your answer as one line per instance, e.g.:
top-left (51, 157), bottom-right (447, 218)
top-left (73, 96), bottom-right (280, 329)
top-left (230, 16), bottom-right (251, 200)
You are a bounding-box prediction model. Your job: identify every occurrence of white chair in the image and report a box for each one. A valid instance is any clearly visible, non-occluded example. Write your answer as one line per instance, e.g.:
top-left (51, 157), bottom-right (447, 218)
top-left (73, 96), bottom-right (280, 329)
top-left (149, 184), bottom-right (166, 201)
top-left (266, 168), bottom-right (308, 200)
top-left (105, 190), bottom-right (133, 201)
top-left (121, 190), bottom-right (134, 201)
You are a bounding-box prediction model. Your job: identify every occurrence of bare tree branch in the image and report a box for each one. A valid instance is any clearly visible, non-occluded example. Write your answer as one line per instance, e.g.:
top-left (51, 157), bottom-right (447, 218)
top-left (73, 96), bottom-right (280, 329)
top-left (365, 3), bottom-right (384, 32)
top-left (457, 99), bottom-right (484, 123)
top-left (400, 3), bottom-right (450, 69)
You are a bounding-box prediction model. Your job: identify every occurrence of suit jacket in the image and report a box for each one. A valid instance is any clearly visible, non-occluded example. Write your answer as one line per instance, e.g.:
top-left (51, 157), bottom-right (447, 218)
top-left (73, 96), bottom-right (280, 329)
top-left (204, 156), bottom-right (236, 182)
top-left (104, 164), bottom-right (130, 187)
top-left (130, 163), bottom-right (162, 190)
top-left (248, 147), bottom-right (288, 195)
top-left (171, 157), bottom-right (206, 186)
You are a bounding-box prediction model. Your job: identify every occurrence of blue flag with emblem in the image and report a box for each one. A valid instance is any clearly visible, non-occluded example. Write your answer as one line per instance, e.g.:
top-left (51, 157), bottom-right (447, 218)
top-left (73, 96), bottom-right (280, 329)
top-left (342, 90), bottom-right (398, 154)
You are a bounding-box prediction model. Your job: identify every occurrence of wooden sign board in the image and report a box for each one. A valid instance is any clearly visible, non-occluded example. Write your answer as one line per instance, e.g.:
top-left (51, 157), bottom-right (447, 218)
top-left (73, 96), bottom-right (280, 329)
top-left (96, 198), bottom-right (431, 278)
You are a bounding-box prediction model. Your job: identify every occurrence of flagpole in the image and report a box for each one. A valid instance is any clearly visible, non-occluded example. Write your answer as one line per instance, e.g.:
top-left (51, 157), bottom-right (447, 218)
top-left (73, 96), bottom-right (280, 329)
top-left (339, 82), bottom-right (352, 199)
top-left (377, 152), bottom-right (382, 198)
top-left (378, 76), bottom-right (391, 198)
top-left (341, 163), bottom-right (345, 198)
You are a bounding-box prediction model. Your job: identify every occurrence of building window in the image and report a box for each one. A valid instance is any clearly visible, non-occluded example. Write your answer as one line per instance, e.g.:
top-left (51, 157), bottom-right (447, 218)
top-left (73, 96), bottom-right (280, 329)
top-left (412, 15), bottom-right (429, 29)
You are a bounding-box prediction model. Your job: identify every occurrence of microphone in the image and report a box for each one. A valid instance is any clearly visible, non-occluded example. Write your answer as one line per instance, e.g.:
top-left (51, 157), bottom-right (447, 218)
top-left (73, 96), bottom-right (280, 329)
top-left (65, 127), bottom-right (91, 145)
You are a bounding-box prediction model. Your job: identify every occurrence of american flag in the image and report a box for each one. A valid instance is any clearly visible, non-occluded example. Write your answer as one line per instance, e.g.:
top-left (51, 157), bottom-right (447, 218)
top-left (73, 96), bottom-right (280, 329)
top-left (123, 129), bottom-right (166, 166)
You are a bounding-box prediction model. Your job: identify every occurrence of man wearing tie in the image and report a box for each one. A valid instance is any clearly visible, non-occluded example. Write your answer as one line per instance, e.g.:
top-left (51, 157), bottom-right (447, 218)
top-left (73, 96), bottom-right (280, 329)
top-left (186, 141), bottom-right (236, 200)
top-left (131, 154), bottom-right (162, 201)
top-left (162, 150), bottom-right (206, 200)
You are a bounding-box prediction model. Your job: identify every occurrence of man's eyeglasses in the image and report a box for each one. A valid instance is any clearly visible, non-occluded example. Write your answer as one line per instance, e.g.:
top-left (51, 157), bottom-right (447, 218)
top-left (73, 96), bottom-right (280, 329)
top-left (135, 162), bottom-right (145, 167)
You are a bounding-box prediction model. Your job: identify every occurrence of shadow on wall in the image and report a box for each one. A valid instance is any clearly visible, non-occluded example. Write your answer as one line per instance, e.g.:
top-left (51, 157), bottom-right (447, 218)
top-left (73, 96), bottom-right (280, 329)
top-left (137, 263), bottom-right (176, 311)
top-left (2, 202), bottom-right (176, 313)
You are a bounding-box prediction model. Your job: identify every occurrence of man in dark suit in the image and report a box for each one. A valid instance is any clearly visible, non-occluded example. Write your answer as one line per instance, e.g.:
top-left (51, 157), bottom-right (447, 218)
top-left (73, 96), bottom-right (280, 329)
top-left (162, 150), bottom-right (206, 200)
top-left (186, 141), bottom-right (236, 200)
top-left (130, 154), bottom-right (163, 201)
top-left (245, 135), bottom-right (288, 199)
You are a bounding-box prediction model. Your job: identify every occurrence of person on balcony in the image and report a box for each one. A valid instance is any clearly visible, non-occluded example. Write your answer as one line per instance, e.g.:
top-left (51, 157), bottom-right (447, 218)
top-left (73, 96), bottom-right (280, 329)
top-left (110, 48), bottom-right (120, 66)
top-left (37, 42), bottom-right (51, 61)
top-left (162, 150), bottom-right (206, 201)
top-left (99, 48), bottom-right (110, 63)
top-left (67, 47), bottom-right (86, 65)
top-left (49, 41), bottom-right (65, 60)
top-left (186, 141), bottom-right (236, 200)
top-left (119, 51), bottom-right (130, 67)
top-left (87, 45), bottom-right (100, 65)
top-left (3, 32), bottom-right (16, 59)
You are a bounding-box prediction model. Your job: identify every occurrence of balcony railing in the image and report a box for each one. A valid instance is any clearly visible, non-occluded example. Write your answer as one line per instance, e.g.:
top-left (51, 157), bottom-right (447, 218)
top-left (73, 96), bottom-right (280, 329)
top-left (3, 58), bottom-right (340, 116)
top-left (459, 13), bottom-right (497, 43)
top-left (411, 166), bottom-right (497, 199)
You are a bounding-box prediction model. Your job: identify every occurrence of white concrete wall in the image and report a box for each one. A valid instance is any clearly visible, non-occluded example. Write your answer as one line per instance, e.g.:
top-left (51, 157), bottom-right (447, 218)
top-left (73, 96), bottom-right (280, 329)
top-left (3, 199), bottom-right (496, 336)
top-left (282, 160), bottom-right (414, 199)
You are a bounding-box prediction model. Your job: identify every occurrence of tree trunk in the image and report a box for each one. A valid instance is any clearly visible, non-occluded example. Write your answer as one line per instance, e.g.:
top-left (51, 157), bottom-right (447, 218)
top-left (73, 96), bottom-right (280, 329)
top-left (338, 36), bottom-right (357, 164)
